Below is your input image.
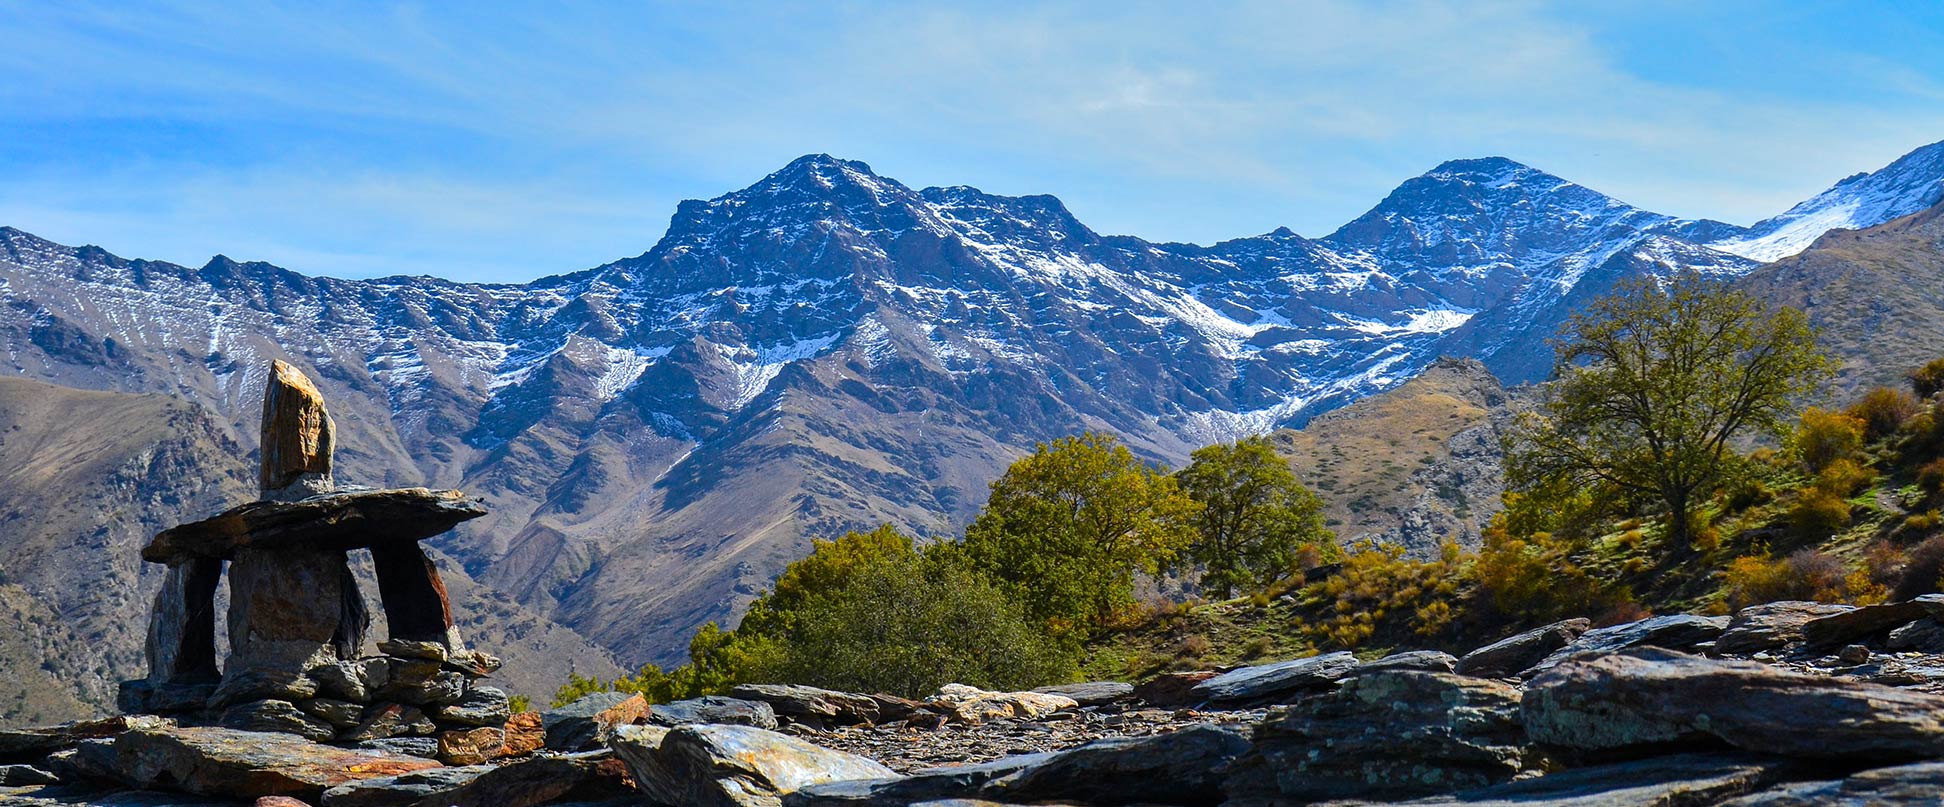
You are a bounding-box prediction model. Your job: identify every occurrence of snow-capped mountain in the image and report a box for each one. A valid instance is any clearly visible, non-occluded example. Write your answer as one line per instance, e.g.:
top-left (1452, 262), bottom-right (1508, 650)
top-left (1, 141), bottom-right (1938, 672)
top-left (1706, 139), bottom-right (1944, 262)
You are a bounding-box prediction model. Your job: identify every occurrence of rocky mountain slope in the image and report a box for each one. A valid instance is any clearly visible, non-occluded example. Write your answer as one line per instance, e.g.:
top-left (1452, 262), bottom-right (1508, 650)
top-left (1, 140), bottom-right (1940, 676)
top-left (1270, 357), bottom-right (1515, 557)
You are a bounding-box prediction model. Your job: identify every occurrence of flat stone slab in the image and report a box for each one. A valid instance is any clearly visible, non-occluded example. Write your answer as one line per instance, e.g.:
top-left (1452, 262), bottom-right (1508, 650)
top-left (144, 487), bottom-right (486, 564)
top-left (1719, 760), bottom-right (1944, 805)
top-left (1321, 753), bottom-right (1798, 807)
top-left (1188, 652), bottom-right (1359, 706)
top-left (91, 725), bottom-right (441, 801)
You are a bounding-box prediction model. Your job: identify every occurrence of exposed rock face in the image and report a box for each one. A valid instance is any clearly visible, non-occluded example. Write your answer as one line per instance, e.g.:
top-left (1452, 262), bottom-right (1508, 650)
top-left (1187, 652), bottom-right (1359, 706)
top-left (1455, 618), bottom-right (1592, 678)
top-left (90, 725), bottom-right (441, 800)
top-left (1344, 753), bottom-right (1800, 807)
top-left (611, 723), bottom-right (896, 807)
top-left (1359, 649), bottom-right (1458, 674)
top-left (1030, 682), bottom-right (1133, 707)
top-left (316, 764), bottom-right (492, 807)
top-left (1523, 614), bottom-right (1727, 676)
top-left (650, 697), bottom-right (780, 730)
top-left (1801, 599), bottom-right (1932, 648)
top-left (1226, 671), bottom-right (1527, 803)
top-left (926, 685), bottom-right (1077, 724)
top-left (1714, 601), bottom-right (1857, 655)
top-left (979, 723), bottom-right (1250, 806)
top-left (731, 684), bottom-right (880, 727)
top-left (1524, 647), bottom-right (1944, 759)
top-left (1718, 761), bottom-right (1944, 806)
top-left (542, 692), bottom-right (649, 751)
top-left (259, 359), bottom-right (336, 496)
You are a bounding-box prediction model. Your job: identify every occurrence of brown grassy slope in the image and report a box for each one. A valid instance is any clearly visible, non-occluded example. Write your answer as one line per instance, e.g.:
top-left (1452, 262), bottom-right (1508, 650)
top-left (1733, 201), bottom-right (1944, 401)
top-left (1269, 357), bottom-right (1514, 557)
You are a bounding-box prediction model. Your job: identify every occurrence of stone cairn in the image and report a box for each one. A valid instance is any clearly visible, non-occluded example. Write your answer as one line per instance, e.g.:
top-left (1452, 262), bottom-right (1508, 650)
top-left (118, 360), bottom-right (509, 756)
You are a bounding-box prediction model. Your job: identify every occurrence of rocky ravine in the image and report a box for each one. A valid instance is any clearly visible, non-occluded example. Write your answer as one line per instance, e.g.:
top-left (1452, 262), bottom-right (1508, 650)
top-left (13, 595), bottom-right (1944, 805)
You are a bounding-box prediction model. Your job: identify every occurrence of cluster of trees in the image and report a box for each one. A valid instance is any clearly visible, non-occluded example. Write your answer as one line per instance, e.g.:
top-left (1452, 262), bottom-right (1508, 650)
top-left (554, 433), bottom-right (1335, 704)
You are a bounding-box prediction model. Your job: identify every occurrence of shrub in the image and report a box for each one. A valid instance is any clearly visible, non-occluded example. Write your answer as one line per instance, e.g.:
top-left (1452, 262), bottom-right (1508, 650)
top-left (1473, 518), bottom-right (1627, 624)
top-left (1919, 458), bottom-right (1944, 494)
top-left (1895, 535), bottom-right (1944, 600)
top-left (1911, 358), bottom-right (1944, 399)
top-left (1848, 387), bottom-right (1922, 443)
top-left (1815, 457), bottom-right (1875, 497)
top-left (1723, 548), bottom-right (1852, 608)
top-left (1790, 488), bottom-right (1854, 537)
top-left (1795, 408), bottom-right (1864, 473)
top-left (1906, 509), bottom-right (1943, 533)
top-left (1301, 541), bottom-right (1462, 648)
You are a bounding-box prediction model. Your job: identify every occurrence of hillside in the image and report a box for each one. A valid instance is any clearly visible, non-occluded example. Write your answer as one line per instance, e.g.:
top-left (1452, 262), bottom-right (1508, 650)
top-left (1269, 357), bottom-right (1513, 557)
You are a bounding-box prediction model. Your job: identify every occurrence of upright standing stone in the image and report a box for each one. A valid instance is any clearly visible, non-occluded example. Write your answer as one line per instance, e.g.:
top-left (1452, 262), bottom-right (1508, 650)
top-left (371, 542), bottom-right (465, 650)
top-left (145, 557), bottom-right (224, 687)
top-left (259, 359), bottom-right (334, 497)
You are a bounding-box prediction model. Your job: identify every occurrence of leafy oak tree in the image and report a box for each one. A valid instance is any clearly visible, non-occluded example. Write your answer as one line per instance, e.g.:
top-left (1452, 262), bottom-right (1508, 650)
top-left (1176, 436), bottom-right (1336, 598)
top-left (958, 432), bottom-right (1199, 636)
top-left (1508, 272), bottom-right (1828, 547)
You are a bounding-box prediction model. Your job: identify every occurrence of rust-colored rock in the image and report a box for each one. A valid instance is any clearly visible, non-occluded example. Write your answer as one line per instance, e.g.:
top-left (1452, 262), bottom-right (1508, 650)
top-left (259, 360), bottom-right (334, 494)
top-left (101, 725), bottom-right (439, 800)
top-left (438, 726), bottom-right (510, 766)
top-left (500, 712), bottom-right (545, 757)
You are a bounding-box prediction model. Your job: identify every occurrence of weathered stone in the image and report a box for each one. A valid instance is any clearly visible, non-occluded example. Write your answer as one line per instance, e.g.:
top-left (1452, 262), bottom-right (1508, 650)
top-left (385, 657), bottom-right (443, 686)
top-left (1888, 618), bottom-right (1944, 652)
top-left (865, 694), bottom-right (928, 723)
top-left (786, 754), bottom-right (1051, 807)
top-left (732, 684), bottom-right (880, 726)
top-left (980, 723), bottom-right (1250, 806)
top-left (311, 658), bottom-right (390, 703)
top-left (144, 556), bottom-right (225, 691)
top-left (1359, 649), bottom-right (1458, 674)
top-left (344, 704), bottom-right (436, 742)
top-left (221, 699), bottom-right (338, 742)
top-left (409, 752), bottom-right (636, 807)
top-left (0, 763), bottom-right (61, 785)
top-left (1523, 614), bottom-right (1728, 676)
top-left (431, 686), bottom-right (510, 727)
top-left (1130, 670), bottom-right (1217, 707)
top-left (224, 545), bottom-right (363, 674)
top-left (1802, 599), bottom-right (1932, 647)
top-left (208, 668), bottom-right (320, 710)
top-left (299, 698), bottom-right (366, 730)
top-left (351, 738), bottom-right (439, 758)
top-left (436, 727), bottom-right (508, 766)
top-left (1714, 601), bottom-right (1856, 655)
top-left (381, 671), bottom-right (465, 706)
top-left (1320, 753), bottom-right (1798, 807)
top-left (371, 543), bottom-right (465, 651)
top-left (318, 764), bottom-right (492, 807)
top-left (1455, 618), bottom-right (1591, 678)
top-left (97, 725), bottom-right (440, 800)
top-left (543, 692), bottom-right (650, 751)
top-left (119, 679), bottom-right (219, 714)
top-left (377, 639), bottom-right (447, 663)
top-left (1838, 643), bottom-right (1872, 664)
top-left (499, 712), bottom-right (545, 757)
top-left (259, 798), bottom-right (314, 807)
top-left (611, 723), bottom-right (896, 807)
top-left (259, 359), bottom-right (335, 494)
top-left (1226, 671), bottom-right (1526, 803)
top-left (1030, 681), bottom-right (1134, 706)
top-left (0, 714), bottom-right (171, 759)
top-left (145, 488), bottom-right (489, 564)
top-left (1187, 652), bottom-right (1359, 706)
top-left (1524, 646), bottom-right (1944, 759)
top-left (443, 649), bottom-right (502, 678)
top-left (650, 696), bottom-right (779, 730)
top-left (1718, 760), bottom-right (1944, 805)
top-left (927, 684), bottom-right (1078, 723)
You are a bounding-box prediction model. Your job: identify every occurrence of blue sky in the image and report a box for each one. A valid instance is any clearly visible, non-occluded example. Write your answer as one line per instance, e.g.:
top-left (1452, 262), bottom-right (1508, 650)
top-left (1, 2), bottom-right (1941, 282)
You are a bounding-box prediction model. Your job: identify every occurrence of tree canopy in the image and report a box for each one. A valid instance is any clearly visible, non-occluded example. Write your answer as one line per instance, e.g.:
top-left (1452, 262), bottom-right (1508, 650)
top-left (1176, 436), bottom-right (1335, 598)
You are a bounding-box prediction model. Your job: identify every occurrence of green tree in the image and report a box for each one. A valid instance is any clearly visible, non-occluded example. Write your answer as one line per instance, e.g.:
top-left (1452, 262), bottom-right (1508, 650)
top-left (959, 432), bottom-right (1200, 635)
top-left (1508, 273), bottom-right (1828, 547)
top-left (1176, 436), bottom-right (1336, 598)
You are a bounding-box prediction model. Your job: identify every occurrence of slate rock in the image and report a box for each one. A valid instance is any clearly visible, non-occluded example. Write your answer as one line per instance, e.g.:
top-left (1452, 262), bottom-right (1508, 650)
top-left (1802, 599), bottom-right (1931, 647)
top-left (980, 723), bottom-right (1249, 806)
top-left (732, 684), bottom-right (880, 726)
top-left (383, 671), bottom-right (465, 706)
top-left (1454, 618), bottom-right (1590, 678)
top-left (1030, 681), bottom-right (1134, 706)
top-left (208, 669), bottom-right (320, 710)
top-left (97, 725), bottom-right (440, 800)
top-left (1187, 652), bottom-right (1359, 706)
top-left (1130, 670), bottom-right (1217, 708)
top-left (1225, 670), bottom-right (1526, 803)
top-left (501, 711), bottom-right (546, 757)
top-left (865, 694), bottom-right (928, 723)
top-left (0, 715), bottom-right (171, 759)
top-left (311, 658), bottom-right (390, 703)
top-left (1887, 618), bottom-right (1944, 653)
top-left (1358, 649), bottom-right (1458, 674)
top-left (1718, 760), bottom-right (1944, 805)
top-left (378, 639), bottom-right (448, 663)
top-left (927, 684), bottom-right (1077, 723)
top-left (543, 692), bottom-right (650, 751)
top-left (431, 686), bottom-right (511, 728)
top-left (421, 752), bottom-right (638, 807)
top-left (0, 763), bottom-right (61, 785)
top-left (650, 696), bottom-right (779, 730)
top-left (611, 723), bottom-right (896, 807)
top-left (1524, 646), bottom-right (1944, 759)
top-left (1314, 753), bottom-right (1798, 807)
top-left (437, 726), bottom-right (508, 766)
top-left (343, 703), bottom-right (436, 742)
top-left (317, 764), bottom-right (492, 807)
top-left (787, 754), bottom-right (1052, 807)
top-left (221, 699), bottom-right (338, 742)
top-left (299, 698), bottom-right (366, 730)
top-left (351, 738), bottom-right (439, 759)
top-left (1523, 614), bottom-right (1728, 676)
top-left (1714, 601), bottom-right (1857, 655)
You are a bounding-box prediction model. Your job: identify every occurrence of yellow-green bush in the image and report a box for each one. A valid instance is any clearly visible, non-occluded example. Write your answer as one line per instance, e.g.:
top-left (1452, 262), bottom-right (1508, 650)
top-left (1723, 548), bottom-right (1860, 608)
top-left (1301, 541), bottom-right (1462, 648)
top-left (1848, 387), bottom-right (1922, 443)
top-left (1790, 488), bottom-right (1854, 537)
top-left (1911, 358), bottom-right (1944, 400)
top-left (1794, 408), bottom-right (1864, 473)
top-left (1473, 517), bottom-right (1628, 623)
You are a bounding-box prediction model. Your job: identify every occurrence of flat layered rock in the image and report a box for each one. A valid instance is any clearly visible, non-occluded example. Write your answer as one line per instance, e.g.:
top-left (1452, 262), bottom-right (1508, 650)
top-left (1316, 753), bottom-right (1798, 807)
top-left (1523, 615), bottom-right (1727, 676)
top-left (1801, 600), bottom-right (1932, 648)
top-left (318, 765), bottom-right (492, 807)
top-left (1719, 761), bottom-right (1944, 805)
top-left (1358, 650), bottom-right (1458, 674)
top-left (542, 692), bottom-right (649, 751)
top-left (0, 716), bottom-right (170, 759)
top-left (1187, 652), bottom-right (1359, 706)
top-left (611, 723), bottom-right (896, 807)
top-left (927, 685), bottom-right (1076, 723)
top-left (1715, 601), bottom-right (1856, 655)
top-left (786, 754), bottom-right (1053, 807)
top-left (980, 723), bottom-right (1250, 807)
top-left (1524, 647), bottom-right (1944, 759)
top-left (144, 487), bottom-right (487, 564)
top-left (1454, 618), bottom-right (1590, 679)
top-left (650, 696), bottom-right (779, 730)
top-left (96, 725), bottom-right (441, 800)
top-left (1030, 682), bottom-right (1133, 707)
top-left (731, 684), bottom-right (879, 726)
top-left (1225, 671), bottom-right (1526, 803)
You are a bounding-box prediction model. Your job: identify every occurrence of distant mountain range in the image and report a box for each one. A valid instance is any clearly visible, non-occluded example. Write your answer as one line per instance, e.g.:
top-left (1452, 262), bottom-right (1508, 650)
top-left (0, 138), bottom-right (1939, 705)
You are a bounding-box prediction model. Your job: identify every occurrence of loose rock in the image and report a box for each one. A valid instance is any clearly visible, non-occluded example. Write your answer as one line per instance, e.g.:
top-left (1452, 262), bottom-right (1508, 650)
top-left (221, 699), bottom-right (338, 742)
top-left (732, 684), bottom-right (880, 726)
top-left (611, 723), bottom-right (896, 807)
top-left (1718, 760), bottom-right (1944, 805)
top-left (928, 684), bottom-right (1077, 723)
top-left (97, 725), bottom-right (440, 800)
top-left (1454, 618), bottom-right (1590, 679)
top-left (542, 691), bottom-right (649, 751)
top-left (1030, 682), bottom-right (1133, 707)
top-left (650, 696), bottom-right (779, 730)
top-left (1187, 652), bottom-right (1359, 706)
top-left (1523, 614), bottom-right (1727, 676)
top-left (432, 686), bottom-right (511, 727)
top-left (1358, 649), bottom-right (1458, 674)
top-left (1802, 600), bottom-right (1931, 648)
top-left (436, 726), bottom-right (508, 766)
top-left (317, 765), bottom-right (491, 807)
top-left (980, 723), bottom-right (1250, 806)
top-left (1714, 601), bottom-right (1855, 655)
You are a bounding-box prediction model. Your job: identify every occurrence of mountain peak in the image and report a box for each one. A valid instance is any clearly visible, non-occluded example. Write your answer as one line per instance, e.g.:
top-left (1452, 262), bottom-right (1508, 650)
top-left (1424, 156), bottom-right (1541, 182)
top-left (1706, 138), bottom-right (1944, 262)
